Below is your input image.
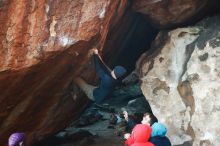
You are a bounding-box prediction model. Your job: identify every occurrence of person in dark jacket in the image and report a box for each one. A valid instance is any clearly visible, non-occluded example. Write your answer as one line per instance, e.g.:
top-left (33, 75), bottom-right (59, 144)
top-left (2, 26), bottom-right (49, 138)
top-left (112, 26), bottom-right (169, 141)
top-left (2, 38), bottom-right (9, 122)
top-left (123, 111), bottom-right (144, 132)
top-left (74, 48), bottom-right (127, 104)
top-left (141, 112), bottom-right (158, 126)
top-left (123, 111), bottom-right (158, 132)
top-left (150, 122), bottom-right (172, 146)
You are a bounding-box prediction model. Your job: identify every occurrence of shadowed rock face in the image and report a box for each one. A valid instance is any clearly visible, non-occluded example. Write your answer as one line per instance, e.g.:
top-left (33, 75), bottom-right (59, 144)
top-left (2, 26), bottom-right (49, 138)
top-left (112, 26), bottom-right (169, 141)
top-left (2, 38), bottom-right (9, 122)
top-left (0, 0), bottom-right (128, 145)
top-left (132, 0), bottom-right (219, 28)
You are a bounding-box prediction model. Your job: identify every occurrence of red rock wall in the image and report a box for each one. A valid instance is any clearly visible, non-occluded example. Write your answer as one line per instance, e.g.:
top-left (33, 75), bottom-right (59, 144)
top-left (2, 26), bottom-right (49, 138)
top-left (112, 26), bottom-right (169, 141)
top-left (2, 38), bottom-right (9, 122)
top-left (0, 0), bottom-right (128, 145)
top-left (132, 0), bottom-right (218, 28)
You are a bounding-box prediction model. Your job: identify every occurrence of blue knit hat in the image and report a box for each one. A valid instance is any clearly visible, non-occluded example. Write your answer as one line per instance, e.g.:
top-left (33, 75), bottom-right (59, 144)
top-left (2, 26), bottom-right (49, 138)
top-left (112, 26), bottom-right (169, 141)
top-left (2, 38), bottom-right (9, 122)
top-left (151, 122), bottom-right (167, 137)
top-left (8, 132), bottom-right (25, 146)
top-left (113, 66), bottom-right (126, 79)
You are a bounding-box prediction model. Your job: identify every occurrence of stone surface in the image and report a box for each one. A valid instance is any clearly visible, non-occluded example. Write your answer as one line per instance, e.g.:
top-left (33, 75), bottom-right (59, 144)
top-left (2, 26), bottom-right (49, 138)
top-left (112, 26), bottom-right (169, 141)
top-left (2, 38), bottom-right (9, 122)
top-left (34, 84), bottom-right (138, 146)
top-left (132, 0), bottom-right (219, 28)
top-left (139, 16), bottom-right (220, 145)
top-left (0, 0), bottom-right (128, 145)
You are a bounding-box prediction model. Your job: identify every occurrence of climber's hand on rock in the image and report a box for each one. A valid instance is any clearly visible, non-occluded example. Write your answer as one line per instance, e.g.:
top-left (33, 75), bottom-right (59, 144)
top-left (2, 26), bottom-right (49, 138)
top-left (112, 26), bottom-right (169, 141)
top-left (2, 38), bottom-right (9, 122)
top-left (92, 48), bottom-right (98, 54)
top-left (124, 133), bottom-right (131, 139)
top-left (123, 111), bottom-right (129, 122)
top-left (87, 48), bottom-right (98, 57)
top-left (87, 48), bottom-right (96, 57)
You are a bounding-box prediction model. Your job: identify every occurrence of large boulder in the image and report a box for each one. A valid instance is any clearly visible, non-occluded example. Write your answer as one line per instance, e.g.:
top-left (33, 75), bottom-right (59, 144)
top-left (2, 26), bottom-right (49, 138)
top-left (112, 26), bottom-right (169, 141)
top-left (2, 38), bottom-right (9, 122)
top-left (139, 16), bottom-right (220, 145)
top-left (132, 0), bottom-right (219, 28)
top-left (0, 0), bottom-right (128, 145)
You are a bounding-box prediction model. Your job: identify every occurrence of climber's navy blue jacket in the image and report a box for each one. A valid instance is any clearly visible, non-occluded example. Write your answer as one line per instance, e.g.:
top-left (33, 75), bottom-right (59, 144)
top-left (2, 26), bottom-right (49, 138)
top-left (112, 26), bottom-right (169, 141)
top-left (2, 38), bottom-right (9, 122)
top-left (93, 54), bottom-right (120, 103)
top-left (150, 136), bottom-right (171, 146)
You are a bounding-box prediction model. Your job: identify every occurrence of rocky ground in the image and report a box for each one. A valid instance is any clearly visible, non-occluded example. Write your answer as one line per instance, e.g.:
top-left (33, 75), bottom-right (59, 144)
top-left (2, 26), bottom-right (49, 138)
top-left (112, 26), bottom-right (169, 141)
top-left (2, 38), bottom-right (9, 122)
top-left (35, 84), bottom-right (149, 146)
top-left (62, 112), bottom-right (124, 146)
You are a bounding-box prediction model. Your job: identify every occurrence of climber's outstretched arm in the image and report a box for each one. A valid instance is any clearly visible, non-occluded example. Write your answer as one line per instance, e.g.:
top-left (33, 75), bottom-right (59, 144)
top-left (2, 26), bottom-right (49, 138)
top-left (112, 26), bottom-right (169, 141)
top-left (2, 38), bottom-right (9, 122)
top-left (92, 49), bottom-right (112, 79)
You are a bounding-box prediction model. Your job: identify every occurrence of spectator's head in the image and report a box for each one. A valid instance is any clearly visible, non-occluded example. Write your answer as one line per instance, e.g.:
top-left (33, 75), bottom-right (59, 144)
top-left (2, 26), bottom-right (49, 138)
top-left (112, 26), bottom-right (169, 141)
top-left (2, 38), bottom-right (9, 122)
top-left (132, 124), bottom-right (152, 142)
top-left (141, 112), bottom-right (158, 126)
top-left (8, 132), bottom-right (25, 146)
top-left (151, 122), bottom-right (167, 137)
top-left (113, 66), bottom-right (127, 79)
top-left (133, 113), bottom-right (144, 124)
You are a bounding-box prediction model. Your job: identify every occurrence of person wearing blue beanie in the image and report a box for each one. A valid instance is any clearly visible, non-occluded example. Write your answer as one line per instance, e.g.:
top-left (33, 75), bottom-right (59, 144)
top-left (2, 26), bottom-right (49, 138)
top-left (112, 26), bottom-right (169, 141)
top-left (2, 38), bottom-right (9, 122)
top-left (74, 48), bottom-right (127, 104)
top-left (150, 122), bottom-right (172, 146)
top-left (113, 66), bottom-right (127, 79)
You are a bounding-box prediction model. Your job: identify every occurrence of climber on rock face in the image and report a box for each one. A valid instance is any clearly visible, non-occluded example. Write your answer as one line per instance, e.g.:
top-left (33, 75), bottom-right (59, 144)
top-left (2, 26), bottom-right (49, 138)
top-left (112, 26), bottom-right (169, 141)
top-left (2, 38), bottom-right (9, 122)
top-left (123, 111), bottom-right (158, 133)
top-left (74, 48), bottom-right (127, 104)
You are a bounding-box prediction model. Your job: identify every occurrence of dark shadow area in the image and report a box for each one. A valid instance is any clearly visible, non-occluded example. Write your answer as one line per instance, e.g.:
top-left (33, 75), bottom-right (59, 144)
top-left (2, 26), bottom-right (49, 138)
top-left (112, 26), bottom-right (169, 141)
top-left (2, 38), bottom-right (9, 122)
top-left (103, 9), bottom-right (158, 73)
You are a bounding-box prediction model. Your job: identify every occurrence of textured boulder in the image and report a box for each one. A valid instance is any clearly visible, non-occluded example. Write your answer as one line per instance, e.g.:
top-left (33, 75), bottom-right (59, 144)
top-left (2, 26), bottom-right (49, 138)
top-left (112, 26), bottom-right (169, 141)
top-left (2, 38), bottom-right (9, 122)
top-left (139, 16), bottom-right (220, 145)
top-left (132, 0), bottom-right (218, 28)
top-left (0, 0), bottom-right (128, 145)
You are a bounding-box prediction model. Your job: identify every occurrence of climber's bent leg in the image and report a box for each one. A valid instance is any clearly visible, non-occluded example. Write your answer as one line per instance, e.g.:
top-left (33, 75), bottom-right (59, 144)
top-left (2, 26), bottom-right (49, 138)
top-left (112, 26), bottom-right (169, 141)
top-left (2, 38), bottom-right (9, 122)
top-left (74, 77), bottom-right (97, 101)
